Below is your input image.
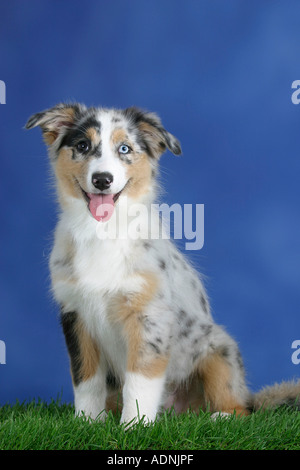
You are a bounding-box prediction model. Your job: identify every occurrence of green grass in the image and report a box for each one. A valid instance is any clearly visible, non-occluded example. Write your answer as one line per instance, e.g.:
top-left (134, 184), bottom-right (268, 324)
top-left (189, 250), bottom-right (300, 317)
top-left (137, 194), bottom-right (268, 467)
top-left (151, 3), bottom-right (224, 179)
top-left (0, 399), bottom-right (299, 450)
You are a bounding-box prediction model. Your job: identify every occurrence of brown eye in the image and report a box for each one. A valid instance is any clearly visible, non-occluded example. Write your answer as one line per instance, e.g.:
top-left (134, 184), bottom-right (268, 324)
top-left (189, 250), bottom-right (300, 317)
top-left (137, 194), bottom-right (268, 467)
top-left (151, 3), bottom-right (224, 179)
top-left (76, 140), bottom-right (90, 154)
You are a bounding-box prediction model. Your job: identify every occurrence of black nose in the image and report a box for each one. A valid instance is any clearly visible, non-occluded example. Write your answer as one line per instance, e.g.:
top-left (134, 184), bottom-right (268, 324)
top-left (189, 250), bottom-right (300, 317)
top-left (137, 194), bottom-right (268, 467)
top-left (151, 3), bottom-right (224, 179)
top-left (91, 172), bottom-right (114, 191)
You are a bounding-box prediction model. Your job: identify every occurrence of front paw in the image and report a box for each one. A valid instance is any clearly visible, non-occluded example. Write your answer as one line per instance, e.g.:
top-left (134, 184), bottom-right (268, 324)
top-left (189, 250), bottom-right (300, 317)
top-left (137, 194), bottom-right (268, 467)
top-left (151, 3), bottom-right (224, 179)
top-left (75, 407), bottom-right (107, 422)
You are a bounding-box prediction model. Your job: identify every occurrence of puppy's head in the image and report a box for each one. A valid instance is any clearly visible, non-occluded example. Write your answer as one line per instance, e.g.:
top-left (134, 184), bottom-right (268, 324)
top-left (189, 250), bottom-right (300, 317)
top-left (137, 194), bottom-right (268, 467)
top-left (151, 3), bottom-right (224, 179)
top-left (25, 103), bottom-right (181, 221)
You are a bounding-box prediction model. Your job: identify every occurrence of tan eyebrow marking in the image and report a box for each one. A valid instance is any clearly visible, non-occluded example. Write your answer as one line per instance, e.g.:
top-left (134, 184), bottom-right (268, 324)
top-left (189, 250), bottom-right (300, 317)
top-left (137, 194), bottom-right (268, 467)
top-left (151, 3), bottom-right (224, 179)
top-left (86, 127), bottom-right (101, 146)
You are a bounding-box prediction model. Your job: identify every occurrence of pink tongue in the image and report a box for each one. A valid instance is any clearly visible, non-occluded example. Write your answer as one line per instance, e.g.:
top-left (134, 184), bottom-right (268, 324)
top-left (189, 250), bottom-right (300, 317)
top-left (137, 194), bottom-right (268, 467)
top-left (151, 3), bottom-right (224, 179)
top-left (87, 193), bottom-right (115, 222)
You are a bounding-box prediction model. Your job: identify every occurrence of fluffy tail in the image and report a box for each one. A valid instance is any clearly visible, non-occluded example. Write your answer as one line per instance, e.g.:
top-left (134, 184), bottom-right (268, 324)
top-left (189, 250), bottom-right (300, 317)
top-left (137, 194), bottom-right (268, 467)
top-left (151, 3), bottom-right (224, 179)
top-left (248, 379), bottom-right (300, 412)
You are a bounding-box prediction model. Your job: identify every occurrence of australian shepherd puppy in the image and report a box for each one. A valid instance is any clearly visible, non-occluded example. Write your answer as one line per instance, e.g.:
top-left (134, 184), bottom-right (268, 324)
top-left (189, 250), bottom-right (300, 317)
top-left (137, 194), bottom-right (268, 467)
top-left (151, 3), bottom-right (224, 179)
top-left (26, 103), bottom-right (299, 424)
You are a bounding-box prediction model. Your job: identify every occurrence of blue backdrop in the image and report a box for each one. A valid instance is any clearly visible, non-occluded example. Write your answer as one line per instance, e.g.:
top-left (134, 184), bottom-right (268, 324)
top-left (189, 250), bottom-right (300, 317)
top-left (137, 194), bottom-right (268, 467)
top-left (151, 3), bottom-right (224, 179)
top-left (0, 0), bottom-right (299, 405)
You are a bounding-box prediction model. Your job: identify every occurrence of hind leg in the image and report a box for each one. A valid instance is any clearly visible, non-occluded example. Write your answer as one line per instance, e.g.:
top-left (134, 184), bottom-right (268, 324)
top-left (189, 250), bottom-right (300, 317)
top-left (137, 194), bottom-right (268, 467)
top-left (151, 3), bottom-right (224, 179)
top-left (198, 351), bottom-right (249, 416)
top-left (192, 326), bottom-right (250, 416)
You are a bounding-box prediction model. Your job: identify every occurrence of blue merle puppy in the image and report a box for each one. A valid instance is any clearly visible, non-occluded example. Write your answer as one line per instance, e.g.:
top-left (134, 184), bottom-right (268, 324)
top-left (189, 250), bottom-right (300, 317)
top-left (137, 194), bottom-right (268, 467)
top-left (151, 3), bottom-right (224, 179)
top-left (25, 103), bottom-right (300, 424)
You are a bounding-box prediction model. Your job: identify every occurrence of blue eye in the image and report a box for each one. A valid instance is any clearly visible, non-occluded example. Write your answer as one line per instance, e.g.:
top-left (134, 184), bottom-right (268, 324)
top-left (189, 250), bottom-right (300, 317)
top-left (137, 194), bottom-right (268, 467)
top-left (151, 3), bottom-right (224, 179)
top-left (119, 144), bottom-right (130, 154)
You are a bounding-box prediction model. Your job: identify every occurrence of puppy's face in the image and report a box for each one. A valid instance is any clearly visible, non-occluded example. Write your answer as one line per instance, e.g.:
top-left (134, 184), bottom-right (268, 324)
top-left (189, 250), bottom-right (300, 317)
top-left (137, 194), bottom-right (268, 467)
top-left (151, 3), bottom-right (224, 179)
top-left (26, 103), bottom-right (181, 221)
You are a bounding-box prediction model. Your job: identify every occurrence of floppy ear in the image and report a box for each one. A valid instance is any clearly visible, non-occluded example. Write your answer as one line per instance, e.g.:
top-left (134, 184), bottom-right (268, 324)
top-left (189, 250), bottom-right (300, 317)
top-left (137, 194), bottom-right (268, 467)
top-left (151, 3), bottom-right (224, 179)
top-left (25, 103), bottom-right (84, 145)
top-left (123, 107), bottom-right (182, 158)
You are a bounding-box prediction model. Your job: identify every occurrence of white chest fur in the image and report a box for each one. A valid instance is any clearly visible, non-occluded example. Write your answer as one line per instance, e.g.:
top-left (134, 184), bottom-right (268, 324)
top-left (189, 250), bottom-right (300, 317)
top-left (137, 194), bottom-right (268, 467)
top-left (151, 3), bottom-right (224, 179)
top-left (74, 237), bottom-right (132, 293)
top-left (50, 214), bottom-right (148, 379)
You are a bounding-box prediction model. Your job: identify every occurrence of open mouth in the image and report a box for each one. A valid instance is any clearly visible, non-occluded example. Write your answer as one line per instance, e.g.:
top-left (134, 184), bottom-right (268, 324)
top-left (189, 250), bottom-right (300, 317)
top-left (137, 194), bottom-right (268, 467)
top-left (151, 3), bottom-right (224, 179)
top-left (79, 181), bottom-right (129, 222)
